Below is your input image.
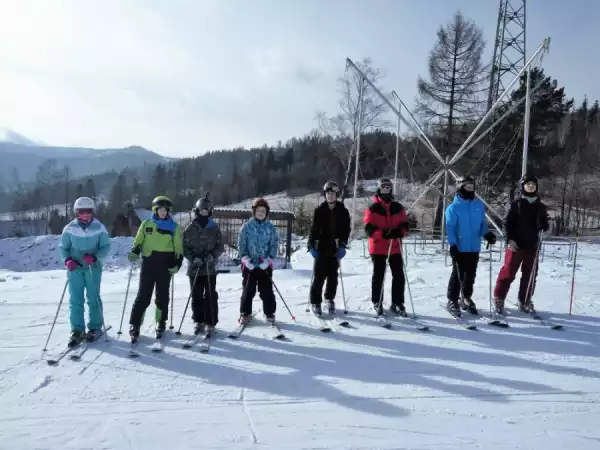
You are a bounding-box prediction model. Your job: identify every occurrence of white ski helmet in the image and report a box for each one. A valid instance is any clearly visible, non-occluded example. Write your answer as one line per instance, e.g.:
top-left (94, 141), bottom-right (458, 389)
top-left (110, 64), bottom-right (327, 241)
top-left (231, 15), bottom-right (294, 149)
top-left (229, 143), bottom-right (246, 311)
top-left (73, 196), bottom-right (95, 213)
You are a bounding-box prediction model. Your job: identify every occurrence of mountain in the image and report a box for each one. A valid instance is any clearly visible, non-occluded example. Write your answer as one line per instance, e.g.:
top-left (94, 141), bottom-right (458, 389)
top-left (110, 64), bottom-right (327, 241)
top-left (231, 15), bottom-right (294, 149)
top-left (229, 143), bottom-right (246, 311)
top-left (0, 141), bottom-right (169, 183)
top-left (0, 126), bottom-right (45, 147)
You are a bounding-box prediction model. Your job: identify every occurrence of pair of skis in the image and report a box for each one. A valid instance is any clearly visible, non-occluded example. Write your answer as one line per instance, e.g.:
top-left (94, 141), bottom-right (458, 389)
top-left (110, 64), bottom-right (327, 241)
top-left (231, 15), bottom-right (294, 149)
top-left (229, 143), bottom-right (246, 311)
top-left (228, 316), bottom-right (286, 341)
top-left (182, 330), bottom-right (213, 353)
top-left (374, 310), bottom-right (430, 331)
top-left (312, 311), bottom-right (350, 332)
top-left (443, 303), bottom-right (508, 331)
top-left (46, 326), bottom-right (113, 366)
top-left (128, 335), bottom-right (165, 358)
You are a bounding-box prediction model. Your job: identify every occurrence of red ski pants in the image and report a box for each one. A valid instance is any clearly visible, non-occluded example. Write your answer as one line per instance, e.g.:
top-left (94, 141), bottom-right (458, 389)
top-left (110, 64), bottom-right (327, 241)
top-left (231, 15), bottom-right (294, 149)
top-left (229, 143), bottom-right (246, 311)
top-left (493, 248), bottom-right (538, 302)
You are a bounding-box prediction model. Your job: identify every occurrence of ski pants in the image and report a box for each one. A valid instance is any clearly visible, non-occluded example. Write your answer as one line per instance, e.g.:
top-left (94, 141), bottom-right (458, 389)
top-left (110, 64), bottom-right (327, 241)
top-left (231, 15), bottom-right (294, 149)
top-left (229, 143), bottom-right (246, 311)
top-left (309, 255), bottom-right (339, 305)
top-left (129, 253), bottom-right (173, 330)
top-left (190, 274), bottom-right (219, 327)
top-left (447, 252), bottom-right (479, 303)
top-left (371, 253), bottom-right (405, 306)
top-left (494, 248), bottom-right (538, 303)
top-left (68, 266), bottom-right (104, 332)
top-left (240, 267), bottom-right (276, 316)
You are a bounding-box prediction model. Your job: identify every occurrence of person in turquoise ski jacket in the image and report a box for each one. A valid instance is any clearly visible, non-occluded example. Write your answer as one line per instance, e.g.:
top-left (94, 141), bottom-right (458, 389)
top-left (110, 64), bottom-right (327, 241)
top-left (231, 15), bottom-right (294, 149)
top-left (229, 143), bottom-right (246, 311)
top-left (237, 197), bottom-right (279, 325)
top-left (59, 197), bottom-right (110, 347)
top-left (445, 176), bottom-right (496, 316)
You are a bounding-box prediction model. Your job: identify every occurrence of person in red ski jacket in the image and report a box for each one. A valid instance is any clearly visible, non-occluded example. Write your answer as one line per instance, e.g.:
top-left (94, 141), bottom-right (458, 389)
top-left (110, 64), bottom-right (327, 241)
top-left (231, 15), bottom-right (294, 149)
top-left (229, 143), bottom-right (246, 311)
top-left (363, 178), bottom-right (409, 316)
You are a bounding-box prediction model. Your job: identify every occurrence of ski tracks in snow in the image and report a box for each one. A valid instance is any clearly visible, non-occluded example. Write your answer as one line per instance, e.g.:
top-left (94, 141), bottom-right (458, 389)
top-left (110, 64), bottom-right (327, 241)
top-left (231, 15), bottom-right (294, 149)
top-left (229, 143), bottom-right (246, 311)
top-left (240, 387), bottom-right (260, 445)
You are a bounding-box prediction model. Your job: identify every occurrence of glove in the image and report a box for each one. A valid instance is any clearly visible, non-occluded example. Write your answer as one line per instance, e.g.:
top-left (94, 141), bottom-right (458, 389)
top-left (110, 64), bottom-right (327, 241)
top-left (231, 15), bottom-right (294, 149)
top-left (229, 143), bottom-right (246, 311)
top-left (449, 245), bottom-right (459, 259)
top-left (483, 231), bottom-right (497, 245)
top-left (309, 248), bottom-right (319, 258)
top-left (192, 257), bottom-right (204, 266)
top-left (258, 258), bottom-right (273, 270)
top-left (336, 247), bottom-right (346, 260)
top-left (507, 240), bottom-right (519, 251)
top-left (65, 258), bottom-right (79, 271)
top-left (386, 228), bottom-right (402, 239)
top-left (127, 252), bottom-right (139, 262)
top-left (382, 228), bottom-right (392, 239)
top-left (241, 256), bottom-right (255, 271)
top-left (205, 253), bottom-right (215, 264)
top-left (539, 213), bottom-right (550, 231)
top-left (82, 254), bottom-right (96, 265)
top-left (168, 265), bottom-right (179, 275)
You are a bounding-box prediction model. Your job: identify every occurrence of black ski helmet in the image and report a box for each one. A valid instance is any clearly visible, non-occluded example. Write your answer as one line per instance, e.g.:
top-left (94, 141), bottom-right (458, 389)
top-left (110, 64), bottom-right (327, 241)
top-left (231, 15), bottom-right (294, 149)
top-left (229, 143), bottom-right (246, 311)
top-left (456, 176), bottom-right (475, 191)
top-left (323, 180), bottom-right (340, 197)
top-left (376, 178), bottom-right (393, 195)
top-left (519, 174), bottom-right (538, 195)
top-left (194, 195), bottom-right (213, 215)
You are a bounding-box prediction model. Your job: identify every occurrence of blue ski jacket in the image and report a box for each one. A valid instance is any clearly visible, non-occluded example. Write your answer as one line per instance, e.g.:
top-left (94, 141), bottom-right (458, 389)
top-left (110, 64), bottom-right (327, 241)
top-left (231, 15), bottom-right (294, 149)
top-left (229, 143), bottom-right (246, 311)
top-left (237, 218), bottom-right (278, 263)
top-left (59, 218), bottom-right (111, 270)
top-left (445, 195), bottom-right (488, 253)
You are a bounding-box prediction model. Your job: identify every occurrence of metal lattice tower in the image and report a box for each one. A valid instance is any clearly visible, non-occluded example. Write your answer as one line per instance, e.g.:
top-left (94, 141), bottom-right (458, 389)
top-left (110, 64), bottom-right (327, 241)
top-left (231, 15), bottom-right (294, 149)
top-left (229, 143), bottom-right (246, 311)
top-left (487, 0), bottom-right (526, 109)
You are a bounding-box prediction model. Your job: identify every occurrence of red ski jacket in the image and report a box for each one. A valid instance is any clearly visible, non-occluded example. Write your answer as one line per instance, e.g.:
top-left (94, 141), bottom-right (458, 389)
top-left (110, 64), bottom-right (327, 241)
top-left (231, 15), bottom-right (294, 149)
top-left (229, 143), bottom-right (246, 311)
top-left (363, 195), bottom-right (408, 255)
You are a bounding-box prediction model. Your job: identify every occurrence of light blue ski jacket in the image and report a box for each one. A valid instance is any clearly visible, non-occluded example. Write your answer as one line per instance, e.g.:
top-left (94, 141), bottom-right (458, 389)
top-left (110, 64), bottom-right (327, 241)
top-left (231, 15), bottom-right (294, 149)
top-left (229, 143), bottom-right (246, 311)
top-left (237, 218), bottom-right (278, 263)
top-left (445, 195), bottom-right (488, 253)
top-left (59, 218), bottom-right (111, 270)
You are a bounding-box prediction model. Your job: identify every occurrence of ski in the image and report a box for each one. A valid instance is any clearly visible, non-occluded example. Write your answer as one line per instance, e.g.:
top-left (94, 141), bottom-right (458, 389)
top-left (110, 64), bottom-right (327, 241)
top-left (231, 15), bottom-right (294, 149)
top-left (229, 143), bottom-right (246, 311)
top-left (376, 315), bottom-right (392, 329)
top-left (266, 321), bottom-right (286, 340)
top-left (182, 334), bottom-right (201, 349)
top-left (198, 334), bottom-right (211, 352)
top-left (151, 339), bottom-right (164, 352)
top-left (329, 314), bottom-right (350, 328)
top-left (46, 346), bottom-right (78, 366)
top-left (394, 314), bottom-right (430, 331)
top-left (441, 303), bottom-right (477, 330)
top-left (312, 314), bottom-right (332, 332)
top-left (228, 320), bottom-right (251, 339)
top-left (69, 326), bottom-right (113, 361)
top-left (463, 310), bottom-right (509, 328)
top-left (128, 341), bottom-right (140, 358)
top-left (513, 309), bottom-right (562, 330)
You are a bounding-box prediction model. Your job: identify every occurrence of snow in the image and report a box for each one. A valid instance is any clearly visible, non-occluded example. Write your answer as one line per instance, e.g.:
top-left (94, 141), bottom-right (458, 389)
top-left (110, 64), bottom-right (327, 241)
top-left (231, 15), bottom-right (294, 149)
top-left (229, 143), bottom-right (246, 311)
top-left (1, 237), bottom-right (600, 449)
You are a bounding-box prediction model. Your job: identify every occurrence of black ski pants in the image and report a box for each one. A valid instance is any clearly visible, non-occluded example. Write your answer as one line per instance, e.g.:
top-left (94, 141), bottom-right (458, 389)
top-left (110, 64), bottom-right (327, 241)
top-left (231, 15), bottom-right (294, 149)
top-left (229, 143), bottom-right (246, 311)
top-left (190, 274), bottom-right (219, 327)
top-left (371, 253), bottom-right (405, 306)
top-left (309, 255), bottom-right (339, 305)
top-left (129, 253), bottom-right (173, 330)
top-left (240, 268), bottom-right (276, 316)
top-left (447, 252), bottom-right (480, 303)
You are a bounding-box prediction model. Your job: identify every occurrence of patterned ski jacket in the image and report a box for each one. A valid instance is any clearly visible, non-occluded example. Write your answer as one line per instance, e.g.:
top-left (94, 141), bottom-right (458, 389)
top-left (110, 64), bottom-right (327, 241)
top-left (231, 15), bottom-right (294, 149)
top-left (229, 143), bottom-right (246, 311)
top-left (363, 195), bottom-right (408, 255)
top-left (59, 218), bottom-right (111, 271)
top-left (183, 217), bottom-right (224, 276)
top-left (445, 194), bottom-right (488, 253)
top-left (237, 218), bottom-right (278, 264)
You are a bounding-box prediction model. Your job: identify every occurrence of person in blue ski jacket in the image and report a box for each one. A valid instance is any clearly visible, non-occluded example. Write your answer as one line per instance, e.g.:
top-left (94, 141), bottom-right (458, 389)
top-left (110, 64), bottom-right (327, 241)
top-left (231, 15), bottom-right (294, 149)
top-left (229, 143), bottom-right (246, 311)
top-left (59, 197), bottom-right (110, 347)
top-left (445, 176), bottom-right (496, 316)
top-left (237, 197), bottom-right (279, 325)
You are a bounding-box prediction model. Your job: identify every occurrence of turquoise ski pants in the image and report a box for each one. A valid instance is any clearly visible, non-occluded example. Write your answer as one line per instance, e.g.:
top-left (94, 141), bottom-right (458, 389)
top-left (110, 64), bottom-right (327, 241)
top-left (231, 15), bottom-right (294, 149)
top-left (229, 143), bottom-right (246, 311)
top-left (68, 267), bottom-right (104, 332)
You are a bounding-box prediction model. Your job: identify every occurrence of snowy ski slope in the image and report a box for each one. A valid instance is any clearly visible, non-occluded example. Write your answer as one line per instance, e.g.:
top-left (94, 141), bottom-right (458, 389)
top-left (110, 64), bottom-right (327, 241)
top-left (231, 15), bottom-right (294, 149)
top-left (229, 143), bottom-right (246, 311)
top-left (1, 239), bottom-right (599, 449)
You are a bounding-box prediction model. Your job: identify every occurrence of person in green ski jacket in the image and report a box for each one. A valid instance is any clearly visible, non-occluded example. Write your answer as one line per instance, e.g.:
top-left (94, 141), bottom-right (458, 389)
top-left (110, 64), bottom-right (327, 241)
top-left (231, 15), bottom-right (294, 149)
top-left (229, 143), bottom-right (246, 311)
top-left (127, 196), bottom-right (183, 341)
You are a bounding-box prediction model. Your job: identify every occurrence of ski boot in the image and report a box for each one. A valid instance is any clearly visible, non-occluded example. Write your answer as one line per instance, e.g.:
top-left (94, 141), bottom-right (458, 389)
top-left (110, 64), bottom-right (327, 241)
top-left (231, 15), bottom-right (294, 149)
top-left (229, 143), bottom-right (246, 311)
top-left (265, 313), bottom-right (275, 325)
top-left (372, 302), bottom-right (383, 316)
top-left (68, 330), bottom-right (86, 348)
top-left (446, 299), bottom-right (461, 317)
top-left (205, 325), bottom-right (215, 337)
top-left (86, 329), bottom-right (103, 342)
top-left (239, 313), bottom-right (252, 325)
top-left (194, 322), bottom-right (205, 336)
top-left (494, 298), bottom-right (505, 316)
top-left (460, 297), bottom-right (478, 315)
top-left (390, 303), bottom-right (408, 317)
top-left (129, 325), bottom-right (140, 343)
top-left (155, 323), bottom-right (166, 340)
top-left (519, 300), bottom-right (536, 315)
top-left (325, 300), bottom-right (336, 315)
top-left (311, 304), bottom-right (323, 317)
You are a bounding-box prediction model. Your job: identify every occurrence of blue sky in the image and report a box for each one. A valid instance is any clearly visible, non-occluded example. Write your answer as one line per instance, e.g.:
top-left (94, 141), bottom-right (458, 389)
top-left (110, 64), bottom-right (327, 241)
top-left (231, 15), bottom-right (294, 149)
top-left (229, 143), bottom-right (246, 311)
top-left (0, 0), bottom-right (597, 157)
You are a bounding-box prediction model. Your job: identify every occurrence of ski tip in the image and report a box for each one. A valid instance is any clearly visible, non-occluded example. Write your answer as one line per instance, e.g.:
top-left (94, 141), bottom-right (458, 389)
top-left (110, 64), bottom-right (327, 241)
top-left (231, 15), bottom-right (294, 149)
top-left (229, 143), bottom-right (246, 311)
top-left (46, 360), bottom-right (58, 366)
top-left (320, 328), bottom-right (332, 333)
top-left (417, 326), bottom-right (430, 331)
top-left (227, 335), bottom-right (238, 339)
top-left (466, 325), bottom-right (477, 330)
top-left (552, 325), bottom-right (564, 330)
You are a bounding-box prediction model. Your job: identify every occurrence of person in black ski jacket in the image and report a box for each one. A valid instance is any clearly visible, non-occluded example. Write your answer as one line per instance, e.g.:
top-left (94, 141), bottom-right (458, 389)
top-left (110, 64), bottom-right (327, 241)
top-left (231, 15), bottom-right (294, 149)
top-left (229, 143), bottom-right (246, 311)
top-left (493, 174), bottom-right (549, 315)
top-left (307, 181), bottom-right (351, 316)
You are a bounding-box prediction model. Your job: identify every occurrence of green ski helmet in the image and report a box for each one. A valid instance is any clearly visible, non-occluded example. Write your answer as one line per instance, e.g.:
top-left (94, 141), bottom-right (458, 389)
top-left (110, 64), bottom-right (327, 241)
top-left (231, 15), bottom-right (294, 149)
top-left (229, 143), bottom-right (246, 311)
top-left (151, 196), bottom-right (173, 214)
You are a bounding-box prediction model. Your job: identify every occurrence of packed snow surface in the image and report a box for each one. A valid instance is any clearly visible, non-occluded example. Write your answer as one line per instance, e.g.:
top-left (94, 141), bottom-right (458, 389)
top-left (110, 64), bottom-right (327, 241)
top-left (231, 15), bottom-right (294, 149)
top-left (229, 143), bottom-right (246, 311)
top-left (1, 237), bottom-right (599, 449)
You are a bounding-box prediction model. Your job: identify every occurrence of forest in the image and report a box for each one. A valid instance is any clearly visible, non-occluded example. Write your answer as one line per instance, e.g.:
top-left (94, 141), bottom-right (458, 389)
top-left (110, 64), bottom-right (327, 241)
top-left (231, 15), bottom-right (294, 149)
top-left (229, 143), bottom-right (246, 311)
top-left (1, 12), bottom-right (598, 237)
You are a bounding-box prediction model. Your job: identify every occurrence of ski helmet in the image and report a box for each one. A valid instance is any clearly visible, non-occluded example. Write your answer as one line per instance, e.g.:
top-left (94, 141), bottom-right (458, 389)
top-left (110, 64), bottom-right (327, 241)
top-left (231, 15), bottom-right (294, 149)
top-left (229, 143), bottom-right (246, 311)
top-left (323, 180), bottom-right (340, 197)
top-left (151, 196), bottom-right (172, 214)
top-left (519, 174), bottom-right (538, 195)
top-left (376, 178), bottom-right (393, 195)
top-left (73, 196), bottom-right (95, 213)
top-left (456, 176), bottom-right (475, 191)
top-left (194, 196), bottom-right (213, 215)
top-left (251, 197), bottom-right (270, 217)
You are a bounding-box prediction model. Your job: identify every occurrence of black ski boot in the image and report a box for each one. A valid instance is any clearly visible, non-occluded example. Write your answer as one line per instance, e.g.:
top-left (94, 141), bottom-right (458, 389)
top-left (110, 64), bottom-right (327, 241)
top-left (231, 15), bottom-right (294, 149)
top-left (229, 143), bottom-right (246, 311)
top-left (68, 330), bottom-right (85, 348)
top-left (460, 297), bottom-right (478, 315)
top-left (519, 300), bottom-right (536, 315)
top-left (372, 302), bottom-right (383, 316)
top-left (265, 313), bottom-right (275, 324)
top-left (390, 303), bottom-right (408, 317)
top-left (129, 325), bottom-right (140, 343)
top-left (239, 314), bottom-right (252, 325)
top-left (446, 299), bottom-right (461, 317)
top-left (194, 322), bottom-right (205, 335)
top-left (205, 325), bottom-right (215, 337)
top-left (325, 300), bottom-right (336, 315)
top-left (311, 304), bottom-right (322, 317)
top-left (86, 329), bottom-right (103, 342)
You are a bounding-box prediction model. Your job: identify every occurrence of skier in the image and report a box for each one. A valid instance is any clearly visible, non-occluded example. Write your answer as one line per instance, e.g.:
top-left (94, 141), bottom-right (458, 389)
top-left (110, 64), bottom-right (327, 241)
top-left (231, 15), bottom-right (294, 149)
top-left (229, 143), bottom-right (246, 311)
top-left (238, 197), bottom-right (279, 324)
top-left (363, 178), bottom-right (410, 316)
top-left (307, 181), bottom-right (351, 316)
top-left (445, 176), bottom-right (497, 316)
top-left (493, 174), bottom-right (549, 315)
top-left (127, 196), bottom-right (183, 341)
top-left (59, 197), bottom-right (111, 347)
top-left (182, 195), bottom-right (224, 336)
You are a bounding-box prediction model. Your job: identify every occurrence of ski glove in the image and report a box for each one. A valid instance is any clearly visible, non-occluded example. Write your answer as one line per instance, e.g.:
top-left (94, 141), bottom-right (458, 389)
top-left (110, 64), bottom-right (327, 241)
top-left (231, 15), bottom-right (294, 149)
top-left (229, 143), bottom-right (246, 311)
top-left (483, 231), bottom-right (497, 245)
top-left (168, 265), bottom-right (180, 275)
top-left (336, 247), bottom-right (346, 260)
top-left (258, 258), bottom-right (273, 270)
top-left (241, 256), bottom-right (255, 271)
top-left (65, 258), bottom-right (79, 271)
top-left (82, 254), bottom-right (96, 265)
top-left (449, 245), bottom-right (459, 259)
top-left (192, 257), bottom-right (204, 266)
top-left (205, 253), bottom-right (215, 264)
top-left (127, 252), bottom-right (139, 262)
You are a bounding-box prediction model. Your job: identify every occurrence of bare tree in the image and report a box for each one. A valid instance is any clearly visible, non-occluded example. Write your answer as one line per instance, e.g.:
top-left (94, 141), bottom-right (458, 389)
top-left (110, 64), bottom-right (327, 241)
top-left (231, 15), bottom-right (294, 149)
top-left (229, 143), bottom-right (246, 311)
top-left (316, 57), bottom-right (389, 197)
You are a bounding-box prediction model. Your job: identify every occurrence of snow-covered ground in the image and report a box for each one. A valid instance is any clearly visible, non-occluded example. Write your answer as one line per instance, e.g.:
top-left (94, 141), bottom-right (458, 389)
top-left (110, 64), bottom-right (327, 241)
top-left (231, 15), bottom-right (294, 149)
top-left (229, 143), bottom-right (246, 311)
top-left (1, 238), bottom-right (600, 449)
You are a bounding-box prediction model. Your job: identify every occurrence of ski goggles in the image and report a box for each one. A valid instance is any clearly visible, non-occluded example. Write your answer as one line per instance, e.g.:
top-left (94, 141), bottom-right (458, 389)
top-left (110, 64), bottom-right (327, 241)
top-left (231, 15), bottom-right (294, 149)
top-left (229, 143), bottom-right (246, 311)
top-left (379, 182), bottom-right (393, 190)
top-left (76, 209), bottom-right (94, 216)
top-left (325, 186), bottom-right (339, 193)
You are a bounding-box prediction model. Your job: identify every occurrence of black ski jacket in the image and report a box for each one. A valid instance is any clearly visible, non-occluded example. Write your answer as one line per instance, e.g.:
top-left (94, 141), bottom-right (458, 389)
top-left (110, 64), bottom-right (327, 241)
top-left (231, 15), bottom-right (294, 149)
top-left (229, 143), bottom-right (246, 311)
top-left (503, 197), bottom-right (549, 250)
top-left (307, 201), bottom-right (351, 257)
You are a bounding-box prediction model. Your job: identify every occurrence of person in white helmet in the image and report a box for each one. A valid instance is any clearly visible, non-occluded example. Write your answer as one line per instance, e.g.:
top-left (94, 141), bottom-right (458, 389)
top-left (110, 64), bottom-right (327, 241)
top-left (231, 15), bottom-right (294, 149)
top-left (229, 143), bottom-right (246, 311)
top-left (59, 197), bottom-right (110, 347)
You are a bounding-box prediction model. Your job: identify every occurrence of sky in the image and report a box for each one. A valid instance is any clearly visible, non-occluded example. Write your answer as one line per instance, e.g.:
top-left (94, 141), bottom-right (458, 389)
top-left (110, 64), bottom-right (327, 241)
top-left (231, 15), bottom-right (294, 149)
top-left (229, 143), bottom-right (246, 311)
top-left (0, 0), bottom-right (598, 158)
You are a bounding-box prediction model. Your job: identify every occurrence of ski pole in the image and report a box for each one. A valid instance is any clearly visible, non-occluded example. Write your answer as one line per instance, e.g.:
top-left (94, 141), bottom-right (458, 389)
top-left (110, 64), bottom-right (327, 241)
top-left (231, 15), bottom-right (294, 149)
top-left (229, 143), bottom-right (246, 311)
top-left (399, 238), bottom-right (417, 318)
top-left (169, 276), bottom-right (175, 330)
top-left (270, 276), bottom-right (296, 321)
top-left (42, 276), bottom-right (69, 352)
top-left (524, 232), bottom-right (542, 308)
top-left (175, 266), bottom-right (201, 335)
top-left (117, 264), bottom-right (134, 336)
top-left (568, 229), bottom-right (579, 315)
top-left (305, 256), bottom-right (317, 312)
top-left (206, 263), bottom-right (215, 328)
top-left (488, 242), bottom-right (493, 318)
top-left (338, 261), bottom-right (348, 314)
top-left (376, 240), bottom-right (394, 312)
top-left (87, 266), bottom-right (109, 342)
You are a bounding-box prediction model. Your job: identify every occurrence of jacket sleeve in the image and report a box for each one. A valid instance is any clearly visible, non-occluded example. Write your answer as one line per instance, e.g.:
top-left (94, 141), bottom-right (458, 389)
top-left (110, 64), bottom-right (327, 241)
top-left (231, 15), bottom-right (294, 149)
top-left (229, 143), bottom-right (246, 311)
top-left (211, 225), bottom-right (225, 258)
top-left (268, 225), bottom-right (279, 259)
top-left (538, 203), bottom-right (550, 231)
top-left (182, 224), bottom-right (195, 261)
top-left (237, 224), bottom-right (249, 258)
top-left (363, 205), bottom-right (382, 239)
top-left (339, 207), bottom-right (351, 246)
top-left (307, 208), bottom-right (320, 250)
top-left (390, 207), bottom-right (408, 238)
top-left (503, 201), bottom-right (518, 241)
top-left (59, 227), bottom-right (72, 263)
top-left (445, 204), bottom-right (458, 247)
top-left (480, 206), bottom-right (489, 237)
top-left (95, 224), bottom-right (111, 261)
top-left (131, 220), bottom-right (147, 254)
top-left (174, 225), bottom-right (184, 265)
